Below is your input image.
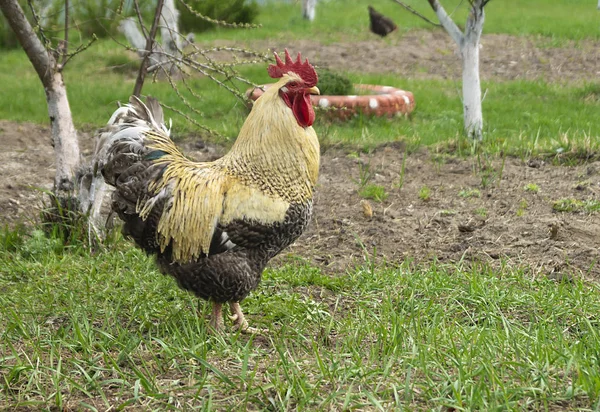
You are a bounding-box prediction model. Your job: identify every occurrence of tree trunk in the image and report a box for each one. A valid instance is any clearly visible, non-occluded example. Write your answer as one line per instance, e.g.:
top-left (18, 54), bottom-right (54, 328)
top-left (427, 0), bottom-right (485, 140)
top-left (461, 3), bottom-right (485, 141)
top-left (0, 0), bottom-right (80, 194)
top-left (460, 39), bottom-right (483, 140)
top-left (47, 73), bottom-right (81, 191)
top-left (302, 0), bottom-right (316, 21)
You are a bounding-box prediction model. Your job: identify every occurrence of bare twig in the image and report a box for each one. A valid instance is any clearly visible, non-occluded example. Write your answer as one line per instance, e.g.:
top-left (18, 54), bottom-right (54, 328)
top-left (62, 0), bottom-right (69, 65)
top-left (61, 34), bottom-right (97, 69)
top-left (26, 0), bottom-right (50, 47)
top-left (176, 0), bottom-right (261, 29)
top-left (132, 0), bottom-right (149, 39)
top-left (391, 0), bottom-right (441, 27)
top-left (133, 0), bottom-right (165, 97)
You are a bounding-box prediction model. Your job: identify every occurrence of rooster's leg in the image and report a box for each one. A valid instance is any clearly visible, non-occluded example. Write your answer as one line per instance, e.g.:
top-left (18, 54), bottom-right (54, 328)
top-left (209, 302), bottom-right (224, 332)
top-left (229, 302), bottom-right (268, 334)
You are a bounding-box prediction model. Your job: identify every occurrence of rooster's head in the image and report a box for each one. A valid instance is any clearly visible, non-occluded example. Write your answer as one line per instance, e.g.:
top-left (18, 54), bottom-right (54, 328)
top-left (267, 49), bottom-right (320, 128)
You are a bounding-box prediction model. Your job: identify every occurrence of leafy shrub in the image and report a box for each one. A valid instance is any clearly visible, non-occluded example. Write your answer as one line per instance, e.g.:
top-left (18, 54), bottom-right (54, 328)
top-left (317, 69), bottom-right (354, 96)
top-left (177, 0), bottom-right (259, 33)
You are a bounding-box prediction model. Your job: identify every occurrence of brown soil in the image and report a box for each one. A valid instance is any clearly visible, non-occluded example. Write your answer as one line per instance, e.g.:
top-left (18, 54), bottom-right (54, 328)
top-left (257, 32), bottom-right (600, 82)
top-left (2, 32), bottom-right (599, 280)
top-left (1, 120), bottom-right (599, 281)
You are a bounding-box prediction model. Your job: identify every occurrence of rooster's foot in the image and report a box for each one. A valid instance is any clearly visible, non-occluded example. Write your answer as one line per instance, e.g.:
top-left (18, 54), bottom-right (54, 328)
top-left (229, 302), bottom-right (268, 334)
top-left (208, 302), bottom-right (225, 332)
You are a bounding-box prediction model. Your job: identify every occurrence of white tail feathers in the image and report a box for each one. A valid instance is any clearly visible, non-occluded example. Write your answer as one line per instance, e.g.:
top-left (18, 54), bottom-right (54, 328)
top-left (80, 96), bottom-right (172, 240)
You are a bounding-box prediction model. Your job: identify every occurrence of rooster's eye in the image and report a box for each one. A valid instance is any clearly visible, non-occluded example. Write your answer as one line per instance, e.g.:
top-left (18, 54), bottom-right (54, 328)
top-left (287, 82), bottom-right (298, 88)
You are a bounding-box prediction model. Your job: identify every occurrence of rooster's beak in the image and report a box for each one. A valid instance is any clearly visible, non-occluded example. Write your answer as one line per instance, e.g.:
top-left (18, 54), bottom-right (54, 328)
top-left (307, 86), bottom-right (320, 95)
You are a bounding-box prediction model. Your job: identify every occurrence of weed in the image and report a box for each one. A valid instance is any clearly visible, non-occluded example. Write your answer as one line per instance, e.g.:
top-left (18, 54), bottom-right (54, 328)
top-left (393, 154), bottom-right (407, 190)
top-left (524, 183), bottom-right (540, 193)
top-left (516, 199), bottom-right (528, 216)
top-left (475, 207), bottom-right (487, 217)
top-left (359, 184), bottom-right (388, 202)
top-left (419, 186), bottom-right (431, 201)
top-left (553, 198), bottom-right (600, 213)
top-left (353, 159), bottom-right (374, 189)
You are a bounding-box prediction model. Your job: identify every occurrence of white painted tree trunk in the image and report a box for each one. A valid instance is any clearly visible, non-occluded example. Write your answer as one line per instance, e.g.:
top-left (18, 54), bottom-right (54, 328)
top-left (160, 0), bottom-right (180, 54)
top-left (302, 0), bottom-right (317, 21)
top-left (120, 1), bottom-right (193, 75)
top-left (460, 39), bottom-right (483, 140)
top-left (0, 0), bottom-right (81, 194)
top-left (598, 0), bottom-right (600, 10)
top-left (427, 0), bottom-right (485, 140)
top-left (46, 74), bottom-right (81, 191)
top-left (460, 3), bottom-right (484, 141)
top-left (119, 17), bottom-right (147, 52)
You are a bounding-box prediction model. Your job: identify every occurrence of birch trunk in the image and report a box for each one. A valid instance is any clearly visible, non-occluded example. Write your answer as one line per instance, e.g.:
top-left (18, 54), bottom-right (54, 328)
top-left (0, 0), bottom-right (81, 194)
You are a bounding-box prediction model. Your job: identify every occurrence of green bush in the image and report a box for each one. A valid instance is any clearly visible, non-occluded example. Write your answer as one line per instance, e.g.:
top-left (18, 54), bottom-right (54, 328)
top-left (317, 69), bottom-right (354, 96)
top-left (177, 0), bottom-right (259, 33)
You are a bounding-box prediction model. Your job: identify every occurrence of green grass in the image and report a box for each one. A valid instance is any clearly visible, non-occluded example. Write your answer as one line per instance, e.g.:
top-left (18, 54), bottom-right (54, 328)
top-left (0, 0), bottom-right (598, 152)
top-left (2, 228), bottom-right (600, 409)
top-left (196, 0), bottom-right (600, 43)
top-left (358, 183), bottom-right (388, 202)
top-left (2, 2), bottom-right (600, 409)
top-left (2, 45), bottom-right (598, 154)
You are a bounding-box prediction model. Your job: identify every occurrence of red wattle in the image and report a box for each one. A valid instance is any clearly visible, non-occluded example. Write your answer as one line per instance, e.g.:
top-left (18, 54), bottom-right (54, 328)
top-left (292, 93), bottom-right (315, 128)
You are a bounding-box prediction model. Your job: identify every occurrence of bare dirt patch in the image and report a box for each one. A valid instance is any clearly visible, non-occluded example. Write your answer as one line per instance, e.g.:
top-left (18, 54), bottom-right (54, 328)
top-left (1, 121), bottom-right (599, 281)
top-left (250, 32), bottom-right (600, 82)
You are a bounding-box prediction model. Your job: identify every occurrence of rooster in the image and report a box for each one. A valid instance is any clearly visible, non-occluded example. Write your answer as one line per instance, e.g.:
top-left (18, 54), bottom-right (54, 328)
top-left (368, 5), bottom-right (397, 37)
top-left (94, 50), bottom-right (320, 333)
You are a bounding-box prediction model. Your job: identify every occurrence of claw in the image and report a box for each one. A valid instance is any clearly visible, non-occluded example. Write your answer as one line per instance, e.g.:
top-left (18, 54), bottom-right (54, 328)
top-left (229, 302), bottom-right (268, 334)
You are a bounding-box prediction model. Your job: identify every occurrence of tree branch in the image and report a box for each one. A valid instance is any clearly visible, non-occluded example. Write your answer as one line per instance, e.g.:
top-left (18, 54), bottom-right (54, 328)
top-left (391, 0), bottom-right (441, 27)
top-left (132, 0), bottom-right (165, 97)
top-left (464, 0), bottom-right (485, 43)
top-left (62, 0), bottom-right (69, 65)
top-left (427, 0), bottom-right (464, 45)
top-left (0, 0), bottom-right (53, 83)
top-left (132, 0), bottom-right (149, 38)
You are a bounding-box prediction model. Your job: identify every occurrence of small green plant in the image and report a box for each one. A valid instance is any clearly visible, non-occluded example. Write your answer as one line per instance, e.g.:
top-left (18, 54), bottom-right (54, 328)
top-left (0, 224), bottom-right (26, 252)
top-left (419, 186), bottom-right (431, 201)
top-left (353, 160), bottom-right (374, 189)
top-left (359, 184), bottom-right (388, 202)
top-left (516, 199), bottom-right (528, 216)
top-left (459, 188), bottom-right (481, 198)
top-left (553, 198), bottom-right (600, 213)
top-left (475, 207), bottom-right (487, 217)
top-left (393, 154), bottom-right (407, 190)
top-left (524, 183), bottom-right (540, 193)
top-left (316, 69), bottom-right (354, 96)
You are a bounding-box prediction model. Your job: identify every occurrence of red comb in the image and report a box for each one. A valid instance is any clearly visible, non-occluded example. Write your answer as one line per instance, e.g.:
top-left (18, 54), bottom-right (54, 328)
top-left (267, 49), bottom-right (318, 87)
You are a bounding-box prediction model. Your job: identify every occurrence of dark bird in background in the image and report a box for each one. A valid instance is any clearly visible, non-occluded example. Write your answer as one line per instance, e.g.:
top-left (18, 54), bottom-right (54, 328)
top-left (368, 5), bottom-right (397, 37)
top-left (94, 50), bottom-right (321, 333)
